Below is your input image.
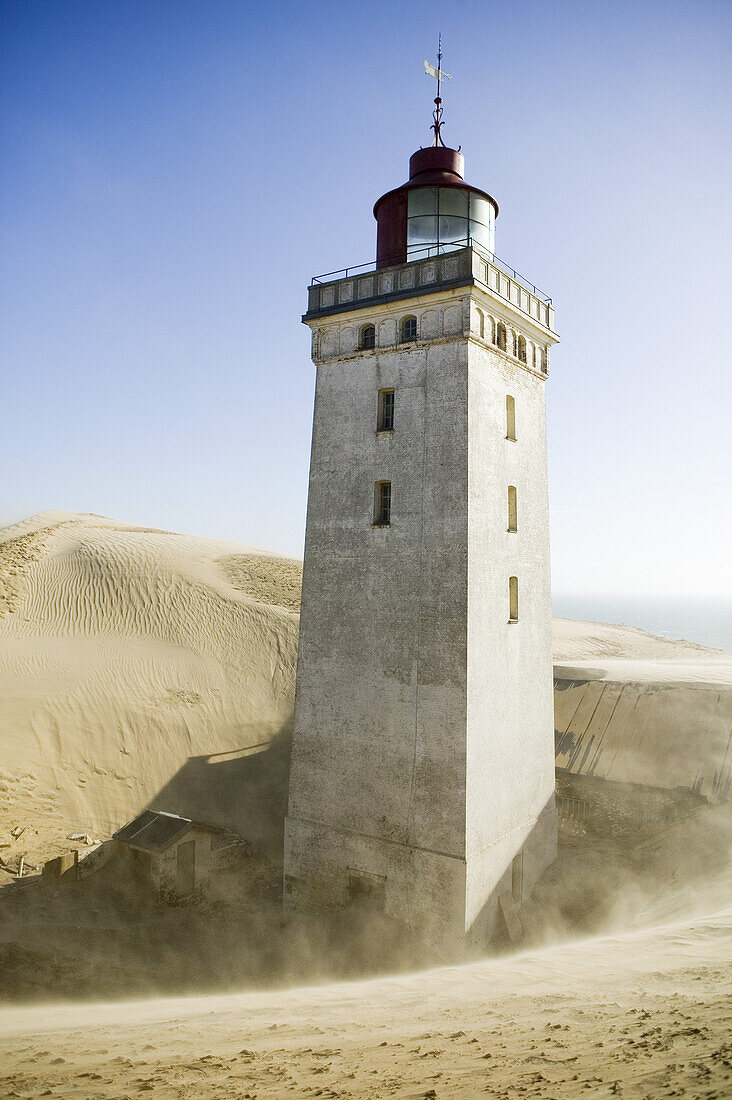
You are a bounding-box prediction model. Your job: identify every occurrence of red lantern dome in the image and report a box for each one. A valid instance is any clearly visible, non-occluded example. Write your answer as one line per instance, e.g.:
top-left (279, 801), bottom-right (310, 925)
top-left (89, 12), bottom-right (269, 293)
top-left (373, 145), bottom-right (499, 270)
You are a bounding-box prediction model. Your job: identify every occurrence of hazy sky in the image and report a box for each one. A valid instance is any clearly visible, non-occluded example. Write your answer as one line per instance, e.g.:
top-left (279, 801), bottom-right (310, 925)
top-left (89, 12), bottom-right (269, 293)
top-left (2, 0), bottom-right (730, 600)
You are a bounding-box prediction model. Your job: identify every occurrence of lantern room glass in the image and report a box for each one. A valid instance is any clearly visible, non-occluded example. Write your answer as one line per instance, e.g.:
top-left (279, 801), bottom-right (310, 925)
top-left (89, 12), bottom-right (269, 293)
top-left (407, 187), bottom-right (495, 257)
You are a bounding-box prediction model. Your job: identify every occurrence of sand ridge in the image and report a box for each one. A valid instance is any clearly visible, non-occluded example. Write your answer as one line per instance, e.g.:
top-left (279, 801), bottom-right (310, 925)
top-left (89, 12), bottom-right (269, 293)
top-left (552, 616), bottom-right (727, 662)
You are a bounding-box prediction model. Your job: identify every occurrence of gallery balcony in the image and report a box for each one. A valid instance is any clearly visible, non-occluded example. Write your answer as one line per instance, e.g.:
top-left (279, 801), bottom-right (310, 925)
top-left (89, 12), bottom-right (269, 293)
top-left (304, 241), bottom-right (556, 335)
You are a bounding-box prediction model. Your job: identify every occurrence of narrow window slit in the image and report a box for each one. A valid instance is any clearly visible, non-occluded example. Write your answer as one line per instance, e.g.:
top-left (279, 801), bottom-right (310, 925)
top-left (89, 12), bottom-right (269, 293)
top-left (506, 395), bottom-right (516, 441)
top-left (374, 481), bottom-right (391, 526)
top-left (509, 576), bottom-right (519, 622)
top-left (508, 485), bottom-right (517, 532)
top-left (377, 389), bottom-right (395, 432)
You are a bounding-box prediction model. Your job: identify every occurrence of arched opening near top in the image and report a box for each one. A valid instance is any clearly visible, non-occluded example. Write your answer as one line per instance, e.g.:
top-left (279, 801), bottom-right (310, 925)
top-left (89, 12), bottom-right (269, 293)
top-left (496, 322), bottom-right (507, 351)
top-left (507, 485), bottom-right (517, 532)
top-left (400, 315), bottom-right (418, 342)
top-left (506, 395), bottom-right (516, 441)
top-left (476, 308), bottom-right (485, 339)
top-left (360, 324), bottom-right (376, 351)
top-left (517, 335), bottom-right (527, 363)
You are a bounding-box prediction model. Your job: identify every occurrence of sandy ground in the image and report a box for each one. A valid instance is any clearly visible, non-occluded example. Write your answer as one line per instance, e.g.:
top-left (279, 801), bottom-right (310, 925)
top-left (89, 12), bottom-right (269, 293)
top-left (0, 901), bottom-right (729, 1099)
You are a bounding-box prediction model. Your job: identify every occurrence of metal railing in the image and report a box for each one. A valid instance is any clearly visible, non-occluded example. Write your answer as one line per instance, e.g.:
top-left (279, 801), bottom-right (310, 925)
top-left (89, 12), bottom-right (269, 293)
top-left (557, 796), bottom-right (589, 824)
top-left (483, 244), bottom-right (553, 304)
top-left (311, 238), bottom-right (552, 305)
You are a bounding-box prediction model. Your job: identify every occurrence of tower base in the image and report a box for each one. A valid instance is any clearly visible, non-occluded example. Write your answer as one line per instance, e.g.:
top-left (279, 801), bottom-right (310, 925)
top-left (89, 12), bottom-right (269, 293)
top-left (284, 797), bottom-right (557, 956)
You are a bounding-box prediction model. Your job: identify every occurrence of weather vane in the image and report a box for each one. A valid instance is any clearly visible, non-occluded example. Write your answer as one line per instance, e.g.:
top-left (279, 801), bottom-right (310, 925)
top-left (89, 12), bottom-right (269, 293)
top-left (424, 33), bottom-right (452, 146)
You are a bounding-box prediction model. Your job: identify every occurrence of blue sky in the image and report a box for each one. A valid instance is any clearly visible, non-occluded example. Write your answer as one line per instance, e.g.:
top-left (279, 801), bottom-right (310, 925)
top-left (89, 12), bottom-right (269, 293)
top-left (2, 0), bottom-right (730, 600)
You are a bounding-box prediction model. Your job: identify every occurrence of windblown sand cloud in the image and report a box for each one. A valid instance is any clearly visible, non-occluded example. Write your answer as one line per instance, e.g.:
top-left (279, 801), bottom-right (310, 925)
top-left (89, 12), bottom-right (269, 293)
top-left (0, 902), bottom-right (729, 1098)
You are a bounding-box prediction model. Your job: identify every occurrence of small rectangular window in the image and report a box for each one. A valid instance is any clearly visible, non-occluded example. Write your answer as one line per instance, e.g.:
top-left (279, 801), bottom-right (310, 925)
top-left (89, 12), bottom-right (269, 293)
top-left (377, 389), bottom-right (394, 431)
top-left (374, 481), bottom-right (391, 526)
top-left (506, 395), bottom-right (516, 441)
top-left (507, 485), bottom-right (517, 532)
top-left (509, 575), bottom-right (519, 622)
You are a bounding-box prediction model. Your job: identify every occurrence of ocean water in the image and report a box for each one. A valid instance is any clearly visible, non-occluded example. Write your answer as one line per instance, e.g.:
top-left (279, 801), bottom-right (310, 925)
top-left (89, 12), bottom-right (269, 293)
top-left (552, 594), bottom-right (732, 655)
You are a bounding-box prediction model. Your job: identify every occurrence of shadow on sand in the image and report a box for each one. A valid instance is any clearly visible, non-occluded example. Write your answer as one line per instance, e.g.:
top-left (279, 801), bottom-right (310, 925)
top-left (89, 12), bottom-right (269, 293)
top-left (148, 721), bottom-right (293, 866)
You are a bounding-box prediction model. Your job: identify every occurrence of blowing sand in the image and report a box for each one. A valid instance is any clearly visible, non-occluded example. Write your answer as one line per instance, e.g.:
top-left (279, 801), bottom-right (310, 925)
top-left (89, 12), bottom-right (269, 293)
top-left (0, 901), bottom-right (729, 1098)
top-left (0, 511), bottom-right (730, 1096)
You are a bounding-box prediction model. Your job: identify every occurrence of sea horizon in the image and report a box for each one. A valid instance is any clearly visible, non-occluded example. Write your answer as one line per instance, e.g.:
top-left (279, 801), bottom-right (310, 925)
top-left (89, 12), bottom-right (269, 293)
top-left (553, 593), bottom-right (732, 655)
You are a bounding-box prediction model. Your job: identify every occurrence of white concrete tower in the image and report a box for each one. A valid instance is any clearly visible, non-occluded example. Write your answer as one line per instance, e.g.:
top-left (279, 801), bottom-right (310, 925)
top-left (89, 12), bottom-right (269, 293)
top-left (284, 124), bottom-right (559, 951)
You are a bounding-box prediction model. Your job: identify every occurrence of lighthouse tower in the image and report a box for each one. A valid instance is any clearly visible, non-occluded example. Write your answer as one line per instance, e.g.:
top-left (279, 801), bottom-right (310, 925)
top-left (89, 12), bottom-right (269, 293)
top-left (284, 76), bottom-right (559, 951)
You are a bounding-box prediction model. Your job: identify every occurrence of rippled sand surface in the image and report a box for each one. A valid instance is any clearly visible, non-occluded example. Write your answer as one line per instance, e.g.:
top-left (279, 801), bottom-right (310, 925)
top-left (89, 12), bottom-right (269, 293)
top-left (0, 510), bottom-right (300, 867)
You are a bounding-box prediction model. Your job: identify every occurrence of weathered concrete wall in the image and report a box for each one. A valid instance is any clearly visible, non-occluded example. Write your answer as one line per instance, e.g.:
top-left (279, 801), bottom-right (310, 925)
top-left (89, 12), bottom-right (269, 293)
top-left (286, 259), bottom-right (558, 951)
top-left (288, 317), bottom-right (471, 856)
top-left (464, 799), bottom-right (557, 944)
top-left (465, 336), bottom-right (556, 895)
top-left (284, 818), bottom-right (467, 949)
top-left (42, 850), bottom-right (78, 883)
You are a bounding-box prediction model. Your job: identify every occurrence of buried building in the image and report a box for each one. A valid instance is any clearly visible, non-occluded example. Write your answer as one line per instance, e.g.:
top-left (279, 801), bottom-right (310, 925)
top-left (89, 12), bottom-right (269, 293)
top-left (114, 810), bottom-right (248, 902)
top-left (284, 65), bottom-right (560, 951)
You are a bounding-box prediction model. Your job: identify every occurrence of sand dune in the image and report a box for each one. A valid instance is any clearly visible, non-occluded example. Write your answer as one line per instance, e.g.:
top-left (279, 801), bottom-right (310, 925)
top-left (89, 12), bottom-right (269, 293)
top-left (552, 615), bottom-right (727, 663)
top-left (1, 511), bottom-right (730, 871)
top-left (0, 511), bottom-right (299, 867)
